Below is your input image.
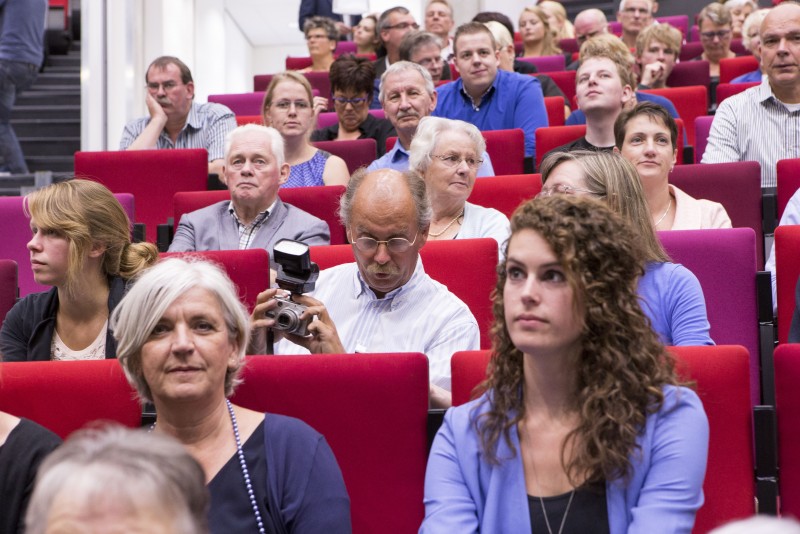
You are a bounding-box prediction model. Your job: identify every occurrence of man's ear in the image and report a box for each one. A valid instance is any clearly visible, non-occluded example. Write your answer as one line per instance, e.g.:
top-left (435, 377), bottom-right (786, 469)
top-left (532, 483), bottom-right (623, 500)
top-left (278, 163), bottom-right (290, 185)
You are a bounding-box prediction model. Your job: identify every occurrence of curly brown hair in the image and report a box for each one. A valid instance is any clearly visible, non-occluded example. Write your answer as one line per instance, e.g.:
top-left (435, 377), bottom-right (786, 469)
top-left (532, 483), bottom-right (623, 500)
top-left (476, 195), bottom-right (679, 486)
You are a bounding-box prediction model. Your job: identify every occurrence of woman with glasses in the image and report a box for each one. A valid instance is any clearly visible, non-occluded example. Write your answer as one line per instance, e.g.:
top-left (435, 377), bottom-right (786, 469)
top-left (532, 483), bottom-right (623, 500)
top-left (518, 6), bottom-right (562, 58)
top-left (539, 149), bottom-right (714, 347)
top-left (422, 194), bottom-right (708, 533)
top-left (310, 55), bottom-right (396, 157)
top-left (299, 16), bottom-right (338, 73)
top-left (409, 117), bottom-right (509, 251)
top-left (615, 102), bottom-right (731, 230)
top-left (262, 72), bottom-right (349, 188)
top-left (694, 3), bottom-right (736, 81)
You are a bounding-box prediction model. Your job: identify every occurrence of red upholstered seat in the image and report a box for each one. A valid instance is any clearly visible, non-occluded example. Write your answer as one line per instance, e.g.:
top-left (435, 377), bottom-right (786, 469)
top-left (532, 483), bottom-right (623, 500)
top-left (640, 86), bottom-right (708, 146)
top-left (657, 14), bottom-right (689, 36)
top-left (517, 54), bottom-right (565, 72)
top-left (159, 249), bottom-right (270, 312)
top-left (451, 345), bottom-right (755, 533)
top-left (231, 353), bottom-right (429, 534)
top-left (74, 148), bottom-right (208, 243)
top-left (668, 161), bottom-right (764, 267)
top-left (0, 259), bottom-right (17, 325)
top-left (694, 115), bottom-right (713, 163)
top-left (0, 193), bottom-right (136, 297)
top-left (774, 344), bottom-right (800, 517)
top-left (716, 82), bottom-right (759, 105)
top-left (310, 238), bottom-right (498, 349)
top-left (658, 228), bottom-right (761, 405)
top-left (544, 96), bottom-right (565, 127)
top-left (537, 70), bottom-right (576, 107)
top-left (235, 115), bottom-right (264, 126)
top-left (558, 38), bottom-right (578, 54)
top-left (680, 41), bottom-right (705, 61)
top-left (666, 61), bottom-right (711, 89)
top-left (774, 225), bottom-right (800, 344)
top-left (720, 56), bottom-right (760, 84)
top-left (208, 91), bottom-right (265, 116)
top-left (0, 359), bottom-right (141, 438)
top-left (467, 174), bottom-right (542, 218)
top-left (777, 158), bottom-right (800, 220)
top-left (482, 129), bottom-right (525, 175)
top-left (285, 56), bottom-right (313, 70)
top-left (173, 185), bottom-right (348, 245)
top-left (311, 138), bottom-right (377, 174)
top-left (534, 124), bottom-right (585, 170)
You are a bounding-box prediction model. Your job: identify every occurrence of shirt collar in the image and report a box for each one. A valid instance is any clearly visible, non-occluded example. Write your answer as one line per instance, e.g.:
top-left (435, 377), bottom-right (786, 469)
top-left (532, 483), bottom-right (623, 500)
top-left (388, 140), bottom-right (410, 164)
top-left (227, 198), bottom-right (277, 226)
top-left (458, 77), bottom-right (497, 110)
top-left (350, 256), bottom-right (425, 309)
top-left (185, 101), bottom-right (201, 130)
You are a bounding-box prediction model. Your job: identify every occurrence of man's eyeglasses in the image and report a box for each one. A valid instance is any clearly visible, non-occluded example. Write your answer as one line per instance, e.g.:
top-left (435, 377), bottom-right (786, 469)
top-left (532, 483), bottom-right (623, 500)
top-left (700, 30), bottom-right (731, 40)
top-left (331, 96), bottom-right (369, 107)
top-left (146, 81), bottom-right (181, 91)
top-left (431, 153), bottom-right (484, 170)
top-left (306, 33), bottom-right (330, 41)
top-left (350, 231), bottom-right (419, 254)
top-left (537, 184), bottom-right (597, 197)
top-left (272, 100), bottom-right (311, 111)
top-left (384, 22), bottom-right (419, 31)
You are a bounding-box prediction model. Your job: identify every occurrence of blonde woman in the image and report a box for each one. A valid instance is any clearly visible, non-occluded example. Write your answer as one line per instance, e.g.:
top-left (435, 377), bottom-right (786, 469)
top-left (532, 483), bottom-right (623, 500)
top-left (519, 6), bottom-right (562, 57)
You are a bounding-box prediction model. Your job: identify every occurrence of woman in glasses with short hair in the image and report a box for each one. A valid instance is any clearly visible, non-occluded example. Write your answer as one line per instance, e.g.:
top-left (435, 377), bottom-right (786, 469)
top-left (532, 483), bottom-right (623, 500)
top-left (310, 55), bottom-right (396, 157)
top-left (409, 117), bottom-right (510, 252)
top-left (299, 16), bottom-right (338, 73)
top-left (262, 72), bottom-right (349, 188)
top-left (694, 2), bottom-right (736, 81)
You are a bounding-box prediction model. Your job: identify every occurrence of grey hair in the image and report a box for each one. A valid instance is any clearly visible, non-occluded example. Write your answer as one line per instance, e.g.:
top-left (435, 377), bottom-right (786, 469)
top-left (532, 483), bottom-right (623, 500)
top-left (110, 257), bottom-right (250, 403)
top-left (25, 425), bottom-right (209, 534)
top-left (709, 516), bottom-right (800, 534)
top-left (742, 8), bottom-right (769, 51)
top-left (378, 6), bottom-right (411, 33)
top-left (408, 116), bottom-right (486, 174)
top-left (224, 124), bottom-right (286, 168)
top-left (399, 31), bottom-right (444, 61)
top-left (698, 2), bottom-right (733, 26)
top-left (724, 0), bottom-right (757, 10)
top-left (338, 168), bottom-right (432, 231)
top-left (379, 60), bottom-right (435, 103)
top-left (303, 15), bottom-right (339, 41)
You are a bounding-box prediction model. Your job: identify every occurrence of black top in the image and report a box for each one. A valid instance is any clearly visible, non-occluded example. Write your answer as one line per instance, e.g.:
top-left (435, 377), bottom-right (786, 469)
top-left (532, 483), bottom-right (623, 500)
top-left (528, 483), bottom-right (610, 534)
top-left (542, 136), bottom-right (614, 169)
top-left (310, 113), bottom-right (396, 157)
top-left (0, 418), bottom-right (61, 534)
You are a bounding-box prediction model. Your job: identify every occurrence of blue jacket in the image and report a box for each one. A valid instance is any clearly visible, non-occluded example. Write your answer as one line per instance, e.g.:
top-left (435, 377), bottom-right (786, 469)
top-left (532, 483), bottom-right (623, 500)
top-left (421, 385), bottom-right (708, 533)
top-left (566, 92), bottom-right (680, 126)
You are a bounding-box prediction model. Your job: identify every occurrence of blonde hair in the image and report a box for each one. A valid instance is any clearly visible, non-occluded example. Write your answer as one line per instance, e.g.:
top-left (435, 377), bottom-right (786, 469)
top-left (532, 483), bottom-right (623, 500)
top-left (24, 179), bottom-right (158, 293)
top-left (635, 23), bottom-right (682, 60)
top-left (579, 33), bottom-right (637, 88)
top-left (519, 6), bottom-right (562, 56)
top-left (539, 1), bottom-right (575, 39)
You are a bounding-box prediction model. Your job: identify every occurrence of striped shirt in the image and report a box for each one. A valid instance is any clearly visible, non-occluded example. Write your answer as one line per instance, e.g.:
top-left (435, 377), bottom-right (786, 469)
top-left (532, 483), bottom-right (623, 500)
top-left (702, 80), bottom-right (800, 188)
top-left (119, 101), bottom-right (236, 161)
top-left (275, 258), bottom-right (480, 390)
top-left (227, 200), bottom-right (274, 250)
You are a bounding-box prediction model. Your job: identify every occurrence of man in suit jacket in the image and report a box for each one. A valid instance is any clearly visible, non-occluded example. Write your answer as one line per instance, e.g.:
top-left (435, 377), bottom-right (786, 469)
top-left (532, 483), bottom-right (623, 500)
top-left (169, 124), bottom-right (330, 261)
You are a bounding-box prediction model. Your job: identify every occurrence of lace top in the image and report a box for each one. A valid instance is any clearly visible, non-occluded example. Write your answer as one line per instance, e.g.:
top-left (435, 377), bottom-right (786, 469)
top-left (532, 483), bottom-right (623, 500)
top-left (51, 319), bottom-right (108, 360)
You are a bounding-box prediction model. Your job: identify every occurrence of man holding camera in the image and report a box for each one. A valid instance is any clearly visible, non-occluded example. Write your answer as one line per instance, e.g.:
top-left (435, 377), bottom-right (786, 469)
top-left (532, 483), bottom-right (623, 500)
top-left (168, 124), bottom-right (330, 256)
top-left (252, 168), bottom-right (479, 408)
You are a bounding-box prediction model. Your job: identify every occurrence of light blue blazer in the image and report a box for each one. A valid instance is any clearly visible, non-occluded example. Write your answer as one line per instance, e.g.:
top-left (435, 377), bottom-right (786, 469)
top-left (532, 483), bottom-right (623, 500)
top-left (421, 385), bottom-right (708, 534)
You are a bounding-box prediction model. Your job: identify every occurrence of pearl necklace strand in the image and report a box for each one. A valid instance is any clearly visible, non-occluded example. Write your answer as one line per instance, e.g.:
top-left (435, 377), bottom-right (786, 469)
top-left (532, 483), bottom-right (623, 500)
top-left (429, 208), bottom-right (464, 237)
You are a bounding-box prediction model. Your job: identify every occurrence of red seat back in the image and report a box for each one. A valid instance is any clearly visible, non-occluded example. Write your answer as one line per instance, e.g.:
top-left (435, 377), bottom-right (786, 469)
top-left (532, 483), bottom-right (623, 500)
top-left (716, 82), bottom-right (759, 105)
top-left (285, 56), bottom-right (313, 70)
top-left (774, 344), bottom-right (800, 517)
top-left (482, 129), bottom-right (525, 175)
top-left (208, 91), bottom-right (265, 116)
top-left (517, 54), bottom-right (565, 72)
top-left (640, 86), bottom-right (708, 146)
top-left (679, 41), bottom-right (705, 61)
top-left (310, 239), bottom-right (498, 349)
top-left (666, 61), bottom-right (710, 89)
top-left (719, 56), bottom-right (759, 84)
top-left (467, 174), bottom-right (542, 218)
top-left (534, 124), bottom-right (586, 169)
top-left (544, 96), bottom-right (565, 127)
top-left (159, 249), bottom-right (270, 312)
top-left (694, 115), bottom-right (714, 163)
top-left (0, 259), bottom-right (17, 325)
top-left (74, 149), bottom-right (208, 243)
top-left (537, 70), bottom-right (576, 108)
top-left (231, 353), bottom-right (429, 534)
top-left (776, 158), bottom-right (800, 221)
top-left (235, 115), bottom-right (264, 126)
top-left (173, 185), bottom-right (348, 245)
top-left (0, 359), bottom-right (141, 439)
top-left (774, 225), bottom-right (800, 344)
top-left (311, 138), bottom-right (377, 174)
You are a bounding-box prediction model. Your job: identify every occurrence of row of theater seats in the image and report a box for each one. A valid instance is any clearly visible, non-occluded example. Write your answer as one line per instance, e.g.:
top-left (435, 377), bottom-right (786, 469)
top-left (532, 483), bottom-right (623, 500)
top-left (3, 343), bottom-right (800, 533)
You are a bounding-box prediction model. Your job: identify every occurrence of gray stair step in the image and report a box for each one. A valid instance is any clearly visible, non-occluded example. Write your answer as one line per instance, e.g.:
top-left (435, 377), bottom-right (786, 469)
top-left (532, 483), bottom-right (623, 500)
top-left (26, 155), bottom-right (74, 173)
top-left (46, 55), bottom-right (80, 68)
top-left (34, 72), bottom-right (79, 86)
top-left (26, 84), bottom-right (81, 93)
top-left (13, 105), bottom-right (79, 120)
top-left (13, 118), bottom-right (80, 137)
top-left (43, 65), bottom-right (78, 74)
top-left (20, 137), bottom-right (80, 157)
top-left (17, 91), bottom-right (80, 106)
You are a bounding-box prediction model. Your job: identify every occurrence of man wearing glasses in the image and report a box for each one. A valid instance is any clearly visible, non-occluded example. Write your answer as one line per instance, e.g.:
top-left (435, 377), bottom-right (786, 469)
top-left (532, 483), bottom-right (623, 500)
top-left (617, 0), bottom-right (655, 48)
top-left (169, 124), bottom-right (330, 258)
top-left (267, 168), bottom-right (479, 408)
top-left (374, 7), bottom-right (420, 80)
top-left (119, 56), bottom-right (236, 177)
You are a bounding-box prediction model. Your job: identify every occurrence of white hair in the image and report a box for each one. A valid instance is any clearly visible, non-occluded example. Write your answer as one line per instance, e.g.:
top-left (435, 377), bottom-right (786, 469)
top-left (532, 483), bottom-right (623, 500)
top-left (223, 123), bottom-right (286, 167)
top-left (709, 516), bottom-right (800, 534)
top-left (618, 0), bottom-right (654, 13)
top-left (379, 60), bottom-right (435, 103)
top-left (408, 116), bottom-right (486, 174)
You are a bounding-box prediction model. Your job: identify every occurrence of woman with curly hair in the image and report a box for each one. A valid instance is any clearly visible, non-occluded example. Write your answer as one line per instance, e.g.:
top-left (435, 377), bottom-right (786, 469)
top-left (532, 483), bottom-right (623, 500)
top-left (0, 179), bottom-right (158, 361)
top-left (538, 150), bottom-right (713, 347)
top-left (421, 194), bottom-right (709, 532)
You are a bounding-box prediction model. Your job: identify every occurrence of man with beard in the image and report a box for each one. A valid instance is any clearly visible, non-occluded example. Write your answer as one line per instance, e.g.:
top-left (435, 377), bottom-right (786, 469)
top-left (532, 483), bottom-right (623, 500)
top-left (367, 61), bottom-right (494, 176)
top-left (257, 167), bottom-right (479, 408)
top-left (119, 56), bottom-right (236, 176)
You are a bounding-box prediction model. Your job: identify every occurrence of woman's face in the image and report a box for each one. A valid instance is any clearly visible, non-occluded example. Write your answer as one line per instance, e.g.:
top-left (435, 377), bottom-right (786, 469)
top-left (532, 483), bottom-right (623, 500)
top-left (498, 44), bottom-right (516, 72)
top-left (266, 80), bottom-right (314, 138)
top-left (305, 26), bottom-right (336, 59)
top-left (730, 4), bottom-right (753, 37)
top-left (424, 129), bottom-right (480, 203)
top-left (540, 160), bottom-right (592, 197)
top-left (503, 229), bottom-right (582, 358)
top-left (620, 114), bottom-right (677, 185)
top-left (332, 88), bottom-right (370, 133)
top-left (700, 18), bottom-right (733, 60)
top-left (353, 18), bottom-right (377, 48)
top-left (27, 219), bottom-right (71, 287)
top-left (519, 11), bottom-right (546, 45)
top-left (140, 287), bottom-right (238, 405)
top-left (746, 22), bottom-right (762, 60)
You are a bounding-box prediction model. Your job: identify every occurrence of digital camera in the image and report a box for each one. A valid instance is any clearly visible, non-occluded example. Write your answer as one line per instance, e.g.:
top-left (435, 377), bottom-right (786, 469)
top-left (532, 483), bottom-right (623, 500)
top-left (265, 239), bottom-right (319, 337)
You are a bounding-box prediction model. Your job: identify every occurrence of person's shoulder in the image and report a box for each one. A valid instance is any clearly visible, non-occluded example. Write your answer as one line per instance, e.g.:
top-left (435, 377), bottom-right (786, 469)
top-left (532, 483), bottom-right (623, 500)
top-left (12, 418), bottom-right (62, 451)
top-left (445, 392), bottom-right (491, 432)
top-left (185, 200), bottom-right (229, 220)
top-left (196, 101), bottom-right (235, 118)
top-left (6, 288), bottom-right (56, 319)
top-left (318, 262), bottom-right (357, 283)
top-left (265, 412), bottom-right (323, 443)
top-left (657, 385), bottom-right (706, 422)
top-left (310, 124), bottom-right (338, 141)
top-left (280, 199), bottom-right (326, 226)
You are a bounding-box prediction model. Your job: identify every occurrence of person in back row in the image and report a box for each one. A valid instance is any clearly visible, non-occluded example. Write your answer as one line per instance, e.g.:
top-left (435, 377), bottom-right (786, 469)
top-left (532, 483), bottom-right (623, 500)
top-left (169, 124), bottom-right (330, 261)
top-left (367, 61), bottom-right (494, 176)
top-left (120, 56), bottom-right (236, 177)
top-left (635, 23), bottom-right (682, 89)
top-left (433, 22), bottom-right (548, 169)
top-left (0, 180), bottom-right (158, 361)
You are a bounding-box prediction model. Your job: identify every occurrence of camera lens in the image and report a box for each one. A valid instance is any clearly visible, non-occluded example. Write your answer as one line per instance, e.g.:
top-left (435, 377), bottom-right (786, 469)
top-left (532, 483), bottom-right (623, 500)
top-left (275, 309), bottom-right (299, 331)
